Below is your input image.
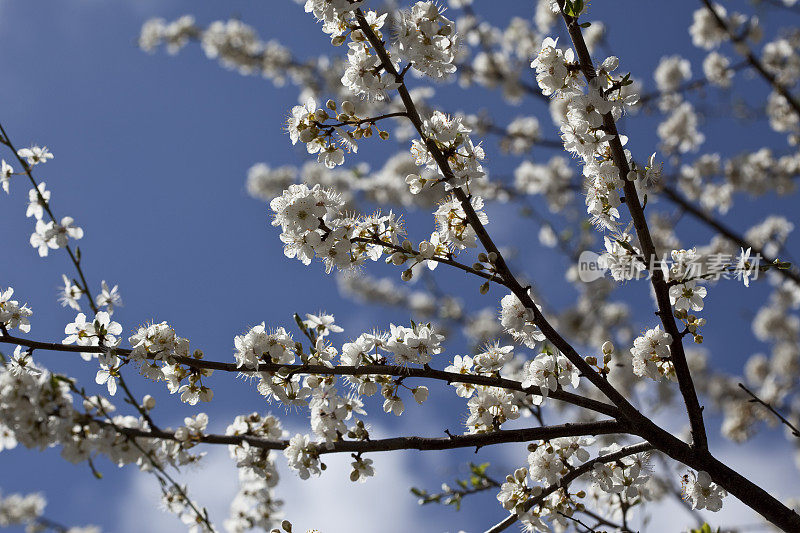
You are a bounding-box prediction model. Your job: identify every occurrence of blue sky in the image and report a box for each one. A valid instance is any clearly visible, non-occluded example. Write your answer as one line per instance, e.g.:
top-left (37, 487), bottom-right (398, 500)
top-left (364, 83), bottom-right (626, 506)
top-left (1, 1), bottom-right (799, 532)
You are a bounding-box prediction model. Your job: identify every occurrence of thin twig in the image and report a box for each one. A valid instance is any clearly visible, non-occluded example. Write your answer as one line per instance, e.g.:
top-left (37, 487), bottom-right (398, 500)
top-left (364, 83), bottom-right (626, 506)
top-left (484, 442), bottom-right (653, 533)
top-left (739, 382), bottom-right (800, 439)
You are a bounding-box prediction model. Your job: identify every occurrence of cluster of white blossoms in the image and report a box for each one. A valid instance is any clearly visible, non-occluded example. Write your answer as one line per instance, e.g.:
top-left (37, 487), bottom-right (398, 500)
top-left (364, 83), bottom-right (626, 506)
top-left (703, 51), bottom-right (734, 88)
top-left (513, 157), bottom-right (573, 212)
top-left (464, 384), bottom-right (520, 434)
top-left (657, 101), bottom-right (705, 155)
top-left (63, 311), bottom-right (121, 357)
top-left (441, 350), bottom-right (525, 434)
top-left (234, 323), bottom-right (297, 369)
top-left (500, 116), bottom-right (542, 155)
top-left (270, 182), bottom-right (409, 273)
top-left (285, 97), bottom-right (353, 169)
top-left (530, 37), bottom-right (579, 97)
top-left (127, 321), bottom-right (212, 405)
top-left (232, 314), bottom-right (442, 429)
top-left (304, 0), bottom-right (363, 38)
top-left (408, 111), bottom-right (485, 193)
top-left (531, 36), bottom-right (645, 232)
top-left (598, 232), bottom-right (645, 282)
top-left (0, 489), bottom-right (99, 532)
top-left (341, 11), bottom-right (400, 100)
top-left (432, 194), bottom-right (487, 250)
top-left (139, 15), bottom-right (196, 54)
top-left (223, 413), bottom-right (285, 531)
top-left (30, 215), bottom-right (83, 257)
top-left (0, 286), bottom-right (33, 334)
top-left (16, 148), bottom-right (85, 258)
top-left (283, 433), bottom-right (323, 480)
top-left (521, 350), bottom-right (581, 402)
top-left (386, 322), bottom-right (445, 365)
top-left (0, 159), bottom-right (12, 194)
top-left (0, 491), bottom-right (44, 529)
top-left (0, 350), bottom-right (204, 482)
top-left (682, 470), bottom-right (727, 511)
top-left (270, 177), bottom-right (492, 278)
top-left (499, 292), bottom-right (545, 348)
top-left (654, 55), bottom-right (692, 94)
top-left (590, 445), bottom-right (653, 499)
top-left (141, 15), bottom-right (298, 86)
top-left (496, 438), bottom-right (638, 532)
top-left (630, 325), bottom-right (675, 381)
top-left (530, 437), bottom-right (594, 485)
top-left (395, 1), bottom-right (459, 79)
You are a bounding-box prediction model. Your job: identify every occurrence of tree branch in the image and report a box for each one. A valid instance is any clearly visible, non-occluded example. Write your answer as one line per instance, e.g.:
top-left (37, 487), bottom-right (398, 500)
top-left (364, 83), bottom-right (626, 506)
top-left (108, 419), bottom-right (628, 454)
top-left (738, 382), bottom-right (800, 439)
top-left (659, 185), bottom-right (800, 286)
top-left (701, 0), bottom-right (800, 119)
top-left (484, 441), bottom-right (653, 533)
top-left (0, 332), bottom-right (620, 418)
top-left (557, 3), bottom-right (709, 452)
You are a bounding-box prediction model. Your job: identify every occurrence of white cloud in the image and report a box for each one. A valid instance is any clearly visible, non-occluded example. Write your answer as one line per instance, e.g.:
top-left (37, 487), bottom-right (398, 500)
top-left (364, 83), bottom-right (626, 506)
top-left (628, 438), bottom-right (800, 532)
top-left (119, 422), bottom-right (446, 533)
top-left (118, 446), bottom-right (239, 533)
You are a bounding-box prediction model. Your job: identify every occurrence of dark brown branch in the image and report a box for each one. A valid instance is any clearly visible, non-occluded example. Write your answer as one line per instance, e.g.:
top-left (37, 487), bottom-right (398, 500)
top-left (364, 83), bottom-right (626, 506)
top-left (660, 185), bottom-right (800, 286)
top-left (0, 333), bottom-right (620, 418)
top-left (110, 419), bottom-right (627, 454)
top-left (353, 7), bottom-right (638, 429)
top-left (558, 3), bottom-right (709, 452)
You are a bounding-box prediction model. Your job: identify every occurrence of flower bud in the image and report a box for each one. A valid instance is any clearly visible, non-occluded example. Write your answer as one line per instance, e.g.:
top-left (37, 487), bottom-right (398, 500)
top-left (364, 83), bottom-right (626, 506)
top-left (341, 100), bottom-right (355, 115)
top-left (413, 386), bottom-right (429, 404)
top-left (299, 128), bottom-right (316, 143)
top-left (401, 269), bottom-right (413, 281)
top-left (479, 281), bottom-right (490, 294)
top-left (326, 99), bottom-right (337, 110)
top-left (142, 395), bottom-right (156, 410)
top-left (602, 341), bottom-right (614, 355)
top-left (331, 35), bottom-right (346, 46)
